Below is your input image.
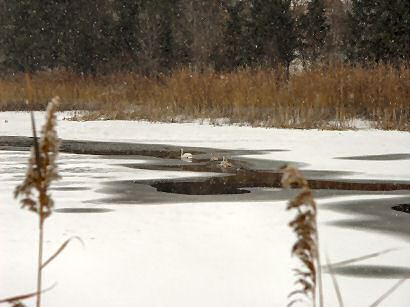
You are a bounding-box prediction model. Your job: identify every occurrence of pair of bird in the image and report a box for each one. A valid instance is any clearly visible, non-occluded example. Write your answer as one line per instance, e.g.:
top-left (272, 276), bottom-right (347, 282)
top-left (210, 152), bottom-right (234, 168)
top-left (210, 153), bottom-right (232, 167)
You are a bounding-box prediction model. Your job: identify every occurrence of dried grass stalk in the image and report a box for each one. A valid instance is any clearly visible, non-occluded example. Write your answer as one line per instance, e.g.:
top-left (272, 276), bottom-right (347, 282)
top-left (0, 283), bottom-right (57, 307)
top-left (14, 97), bottom-right (60, 307)
top-left (323, 247), bottom-right (399, 269)
top-left (1, 64), bottom-right (409, 130)
top-left (41, 236), bottom-right (84, 269)
top-left (369, 278), bottom-right (408, 307)
top-left (325, 254), bottom-right (344, 307)
top-left (14, 97), bottom-right (61, 217)
top-left (281, 165), bottom-right (323, 307)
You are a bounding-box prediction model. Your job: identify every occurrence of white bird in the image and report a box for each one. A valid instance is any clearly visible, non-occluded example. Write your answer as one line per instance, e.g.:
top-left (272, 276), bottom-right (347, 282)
top-left (181, 148), bottom-right (193, 160)
top-left (219, 156), bottom-right (233, 168)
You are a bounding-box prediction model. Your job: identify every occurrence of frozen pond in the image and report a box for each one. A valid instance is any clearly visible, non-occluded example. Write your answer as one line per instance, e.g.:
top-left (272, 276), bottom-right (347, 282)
top-left (0, 113), bottom-right (409, 306)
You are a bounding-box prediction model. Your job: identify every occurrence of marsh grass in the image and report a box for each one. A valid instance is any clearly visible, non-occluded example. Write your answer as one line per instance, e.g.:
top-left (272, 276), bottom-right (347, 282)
top-left (0, 63), bottom-right (408, 130)
top-left (281, 165), bottom-right (323, 307)
top-left (1, 97), bottom-right (81, 307)
top-left (281, 165), bottom-right (409, 307)
top-left (13, 97), bottom-right (60, 307)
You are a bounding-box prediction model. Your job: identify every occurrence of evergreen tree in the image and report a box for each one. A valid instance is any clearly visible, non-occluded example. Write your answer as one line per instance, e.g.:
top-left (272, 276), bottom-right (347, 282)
top-left (0, 0), bottom-right (7, 66)
top-left (222, 1), bottom-right (252, 70)
top-left (112, 0), bottom-right (184, 74)
top-left (168, 0), bottom-right (191, 67)
top-left (1, 0), bottom-right (113, 74)
top-left (112, 0), bottom-right (141, 69)
top-left (298, 0), bottom-right (329, 64)
top-left (180, 0), bottom-right (226, 70)
top-left (323, 0), bottom-right (349, 61)
top-left (135, 0), bottom-right (173, 74)
top-left (347, 0), bottom-right (410, 64)
top-left (61, 0), bottom-right (113, 74)
top-left (1, 0), bottom-right (52, 72)
top-left (155, 0), bottom-right (181, 71)
top-left (249, 0), bottom-right (297, 73)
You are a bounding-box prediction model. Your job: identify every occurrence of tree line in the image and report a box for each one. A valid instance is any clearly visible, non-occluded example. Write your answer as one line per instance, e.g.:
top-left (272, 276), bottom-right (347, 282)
top-left (0, 0), bottom-right (409, 75)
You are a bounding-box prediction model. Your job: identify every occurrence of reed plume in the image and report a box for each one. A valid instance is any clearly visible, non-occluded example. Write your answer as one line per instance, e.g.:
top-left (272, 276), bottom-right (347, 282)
top-left (14, 97), bottom-right (60, 307)
top-left (281, 165), bottom-right (323, 307)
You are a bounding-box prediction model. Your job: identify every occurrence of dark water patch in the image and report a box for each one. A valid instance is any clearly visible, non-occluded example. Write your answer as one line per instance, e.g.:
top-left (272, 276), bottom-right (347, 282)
top-left (122, 157), bottom-right (305, 174)
top-left (90, 176), bottom-right (112, 179)
top-left (89, 179), bottom-right (389, 206)
top-left (0, 136), bottom-right (202, 157)
top-left (0, 135), bottom-right (282, 159)
top-left (55, 207), bottom-right (113, 213)
top-left (307, 178), bottom-right (410, 191)
top-left (338, 153), bottom-right (410, 161)
top-left (0, 146), bottom-right (30, 152)
top-left (330, 264), bottom-right (410, 279)
top-left (51, 186), bottom-right (90, 191)
top-left (142, 170), bottom-right (281, 195)
top-left (90, 181), bottom-right (287, 204)
top-left (130, 167), bottom-right (410, 196)
top-left (233, 157), bottom-right (306, 171)
top-left (392, 204), bottom-right (410, 214)
top-left (152, 180), bottom-right (250, 195)
top-left (122, 161), bottom-right (231, 173)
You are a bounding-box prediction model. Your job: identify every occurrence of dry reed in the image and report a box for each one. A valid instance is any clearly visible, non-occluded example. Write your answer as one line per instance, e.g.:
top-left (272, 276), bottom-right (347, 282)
top-left (369, 279), bottom-right (408, 307)
top-left (281, 166), bottom-right (408, 307)
top-left (13, 97), bottom-right (60, 307)
top-left (0, 283), bottom-right (57, 307)
top-left (325, 254), bottom-right (344, 307)
top-left (0, 63), bottom-right (408, 130)
top-left (281, 165), bottom-right (323, 307)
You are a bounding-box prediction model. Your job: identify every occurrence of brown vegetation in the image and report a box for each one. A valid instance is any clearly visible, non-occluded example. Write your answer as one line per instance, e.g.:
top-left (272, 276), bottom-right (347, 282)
top-left (13, 98), bottom-right (60, 307)
top-left (0, 63), bottom-right (408, 130)
top-left (281, 165), bottom-right (323, 307)
top-left (10, 98), bottom-right (81, 307)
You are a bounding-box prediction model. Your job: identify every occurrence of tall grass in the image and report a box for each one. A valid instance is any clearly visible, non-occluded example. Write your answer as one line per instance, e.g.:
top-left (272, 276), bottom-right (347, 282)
top-left (0, 97), bottom-right (81, 307)
top-left (6, 98), bottom-right (80, 307)
top-left (14, 98), bottom-right (60, 307)
top-left (0, 63), bottom-right (408, 130)
top-left (281, 165), bottom-right (409, 307)
top-left (281, 165), bottom-right (323, 307)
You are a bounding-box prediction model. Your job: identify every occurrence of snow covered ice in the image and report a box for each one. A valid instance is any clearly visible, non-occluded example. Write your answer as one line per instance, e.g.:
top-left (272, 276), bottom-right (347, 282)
top-left (0, 112), bottom-right (409, 306)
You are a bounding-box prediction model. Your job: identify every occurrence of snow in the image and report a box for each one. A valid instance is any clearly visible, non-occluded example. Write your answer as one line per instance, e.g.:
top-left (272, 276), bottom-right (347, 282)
top-left (1, 112), bottom-right (410, 307)
top-left (1, 111), bottom-right (409, 181)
